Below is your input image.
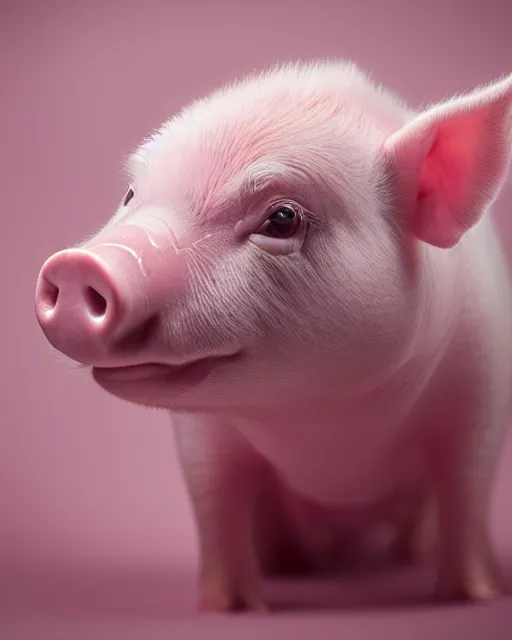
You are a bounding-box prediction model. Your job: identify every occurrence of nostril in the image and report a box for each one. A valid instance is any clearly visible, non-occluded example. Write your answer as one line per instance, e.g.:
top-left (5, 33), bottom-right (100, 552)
top-left (39, 278), bottom-right (59, 312)
top-left (84, 286), bottom-right (108, 318)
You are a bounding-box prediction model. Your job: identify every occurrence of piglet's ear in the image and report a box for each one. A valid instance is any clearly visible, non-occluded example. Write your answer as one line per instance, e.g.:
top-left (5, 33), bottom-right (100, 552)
top-left (383, 73), bottom-right (512, 248)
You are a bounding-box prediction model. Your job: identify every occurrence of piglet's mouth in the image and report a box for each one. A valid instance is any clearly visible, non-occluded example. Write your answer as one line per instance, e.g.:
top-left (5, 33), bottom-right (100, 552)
top-left (92, 355), bottom-right (238, 386)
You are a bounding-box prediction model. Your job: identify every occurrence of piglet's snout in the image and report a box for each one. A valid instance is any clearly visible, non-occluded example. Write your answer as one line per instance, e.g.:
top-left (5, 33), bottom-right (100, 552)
top-left (35, 220), bottom-right (187, 365)
top-left (36, 248), bottom-right (122, 362)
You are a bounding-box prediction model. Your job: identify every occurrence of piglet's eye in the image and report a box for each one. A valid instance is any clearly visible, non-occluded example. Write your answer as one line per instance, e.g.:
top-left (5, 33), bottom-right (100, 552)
top-left (123, 188), bottom-right (134, 207)
top-left (256, 204), bottom-right (301, 239)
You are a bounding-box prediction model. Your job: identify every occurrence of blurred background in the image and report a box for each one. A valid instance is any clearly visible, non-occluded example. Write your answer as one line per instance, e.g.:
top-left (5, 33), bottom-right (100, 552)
top-left (1, 0), bottom-right (511, 637)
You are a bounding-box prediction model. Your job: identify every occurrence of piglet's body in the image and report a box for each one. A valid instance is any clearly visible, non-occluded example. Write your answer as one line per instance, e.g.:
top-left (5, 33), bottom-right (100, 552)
top-left (35, 61), bottom-right (512, 611)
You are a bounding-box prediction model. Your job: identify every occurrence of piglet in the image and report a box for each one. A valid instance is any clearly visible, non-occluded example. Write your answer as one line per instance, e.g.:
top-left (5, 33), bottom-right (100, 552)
top-left (35, 61), bottom-right (512, 612)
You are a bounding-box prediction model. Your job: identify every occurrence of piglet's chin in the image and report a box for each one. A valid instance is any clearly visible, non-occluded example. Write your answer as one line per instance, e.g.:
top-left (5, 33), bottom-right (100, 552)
top-left (93, 363), bottom-right (187, 382)
top-left (91, 353), bottom-right (242, 403)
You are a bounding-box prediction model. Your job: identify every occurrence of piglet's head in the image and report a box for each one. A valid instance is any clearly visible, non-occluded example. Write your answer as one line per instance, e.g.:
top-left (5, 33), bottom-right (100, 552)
top-left (35, 62), bottom-right (512, 412)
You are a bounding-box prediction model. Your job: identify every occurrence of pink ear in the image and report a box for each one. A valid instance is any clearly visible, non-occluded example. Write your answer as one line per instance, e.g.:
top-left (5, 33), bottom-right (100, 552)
top-left (383, 73), bottom-right (512, 248)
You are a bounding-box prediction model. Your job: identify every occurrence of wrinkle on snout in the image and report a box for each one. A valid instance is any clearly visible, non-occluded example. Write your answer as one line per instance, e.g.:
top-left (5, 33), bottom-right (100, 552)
top-left (88, 242), bottom-right (148, 276)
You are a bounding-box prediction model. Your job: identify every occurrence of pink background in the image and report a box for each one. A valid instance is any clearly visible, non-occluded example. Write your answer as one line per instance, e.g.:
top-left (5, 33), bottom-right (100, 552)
top-left (1, 0), bottom-right (511, 637)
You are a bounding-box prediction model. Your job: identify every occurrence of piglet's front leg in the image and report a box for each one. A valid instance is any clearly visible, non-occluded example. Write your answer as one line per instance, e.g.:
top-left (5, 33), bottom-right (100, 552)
top-left (425, 371), bottom-right (507, 603)
top-left (172, 414), bottom-right (267, 613)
